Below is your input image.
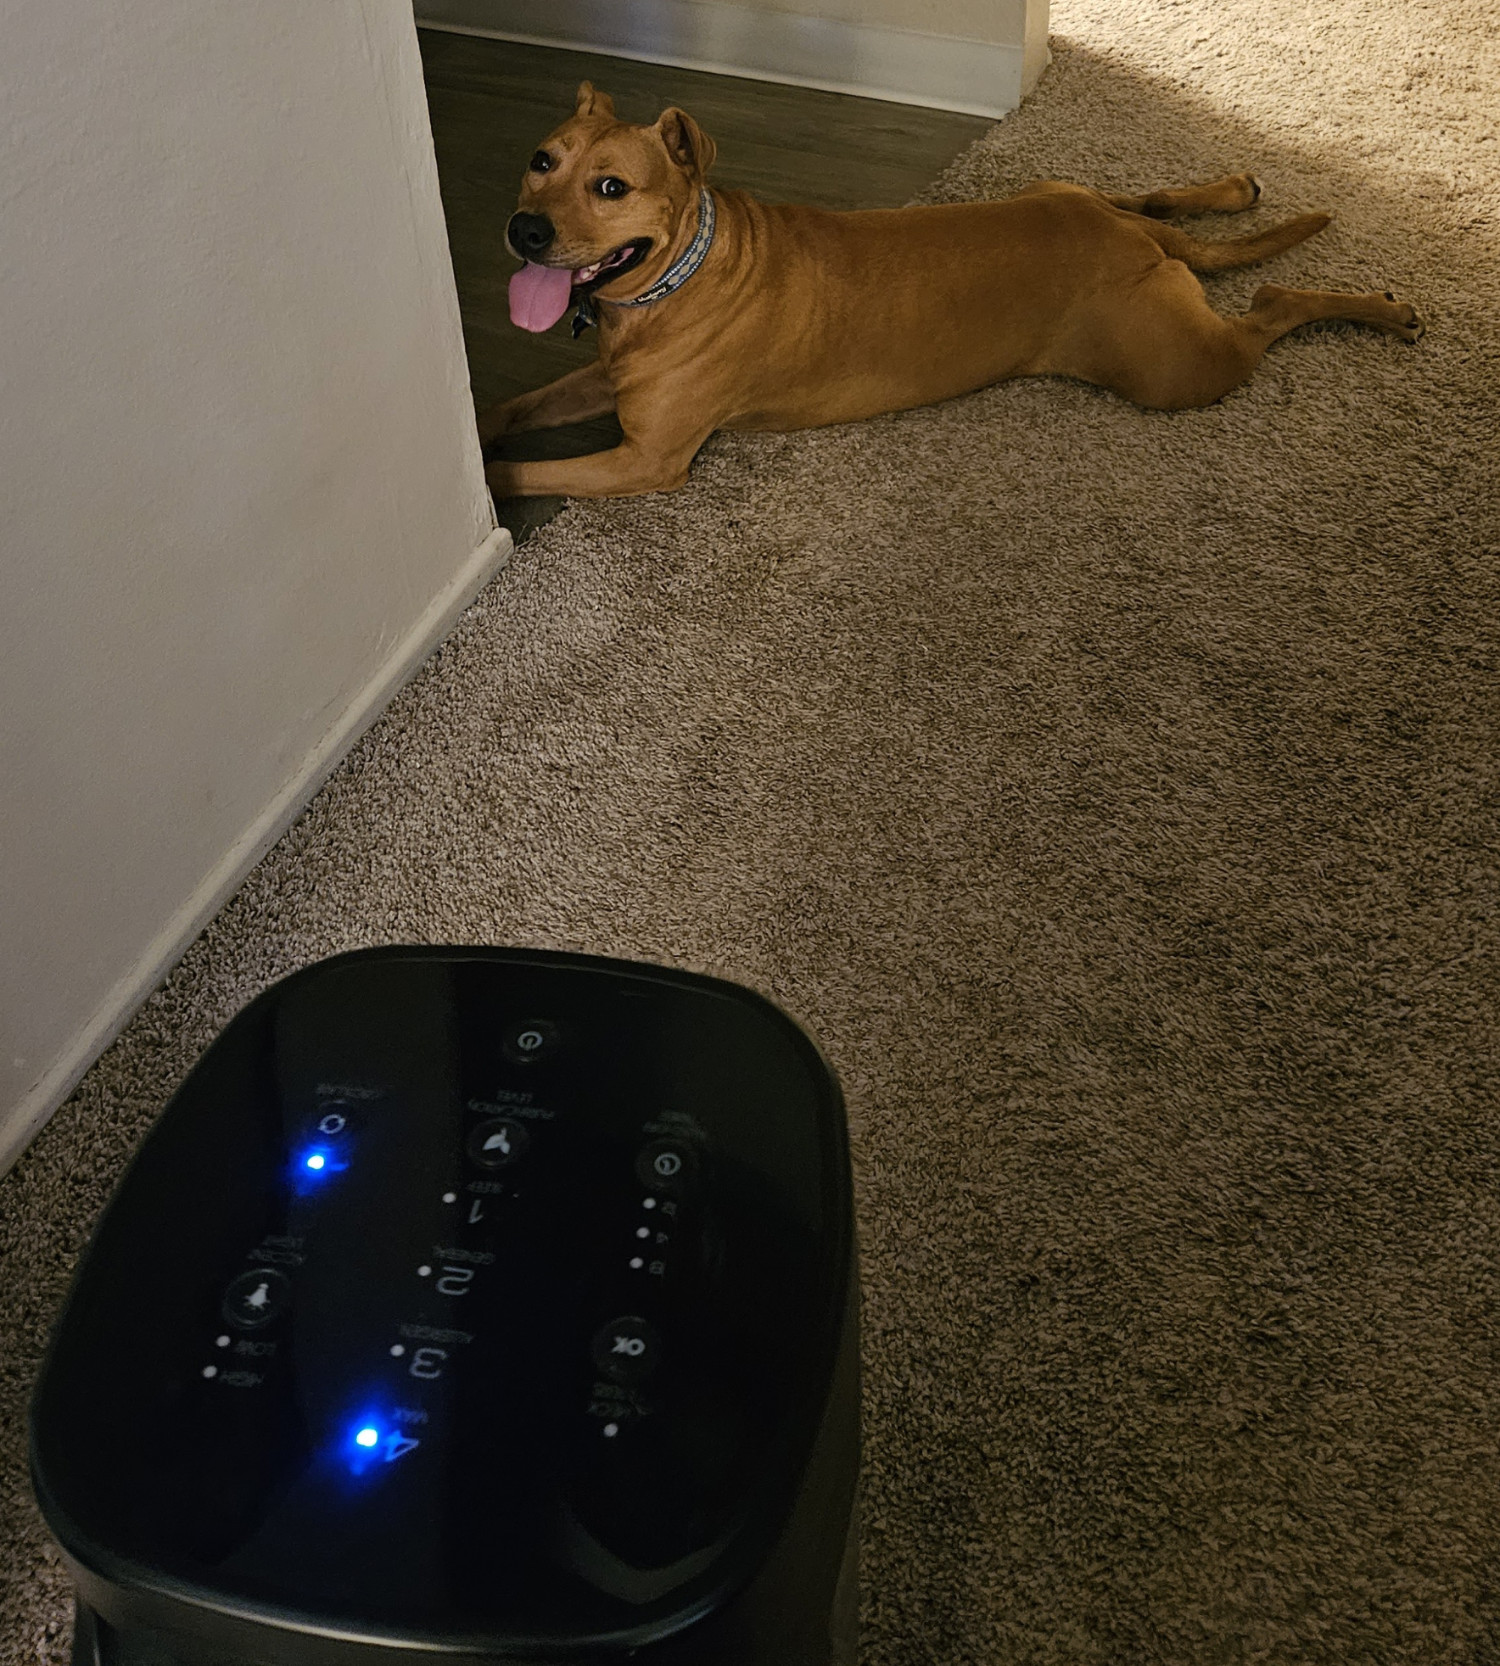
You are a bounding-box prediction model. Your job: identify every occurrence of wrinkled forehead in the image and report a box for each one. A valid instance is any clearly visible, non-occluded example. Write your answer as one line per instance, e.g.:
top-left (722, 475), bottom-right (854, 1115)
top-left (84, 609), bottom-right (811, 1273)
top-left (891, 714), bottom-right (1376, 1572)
top-left (541, 115), bottom-right (668, 179)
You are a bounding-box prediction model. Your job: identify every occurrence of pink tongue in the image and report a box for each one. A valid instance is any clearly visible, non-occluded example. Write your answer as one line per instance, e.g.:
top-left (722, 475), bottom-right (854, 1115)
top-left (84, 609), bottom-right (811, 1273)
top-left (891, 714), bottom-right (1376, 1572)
top-left (508, 262), bottom-right (575, 332)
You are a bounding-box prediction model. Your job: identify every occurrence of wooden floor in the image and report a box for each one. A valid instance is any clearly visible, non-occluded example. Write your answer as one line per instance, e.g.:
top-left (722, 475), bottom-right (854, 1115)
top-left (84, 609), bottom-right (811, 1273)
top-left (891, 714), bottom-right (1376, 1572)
top-left (418, 29), bottom-right (992, 539)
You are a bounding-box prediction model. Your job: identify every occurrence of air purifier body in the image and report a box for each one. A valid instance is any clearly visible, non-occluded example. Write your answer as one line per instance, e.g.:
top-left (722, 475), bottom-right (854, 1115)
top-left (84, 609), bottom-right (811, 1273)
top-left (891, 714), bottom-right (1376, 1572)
top-left (31, 948), bottom-right (858, 1666)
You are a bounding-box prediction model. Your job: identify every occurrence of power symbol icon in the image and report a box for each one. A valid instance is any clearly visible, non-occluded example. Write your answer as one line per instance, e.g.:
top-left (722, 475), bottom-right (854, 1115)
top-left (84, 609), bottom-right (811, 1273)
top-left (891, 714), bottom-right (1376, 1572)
top-left (653, 1152), bottom-right (682, 1178)
top-left (504, 1019), bottom-right (557, 1063)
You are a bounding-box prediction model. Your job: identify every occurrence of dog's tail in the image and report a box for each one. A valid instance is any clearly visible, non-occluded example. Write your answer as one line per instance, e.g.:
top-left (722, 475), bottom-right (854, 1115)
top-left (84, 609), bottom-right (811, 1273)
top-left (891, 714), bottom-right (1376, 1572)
top-left (1140, 212), bottom-right (1333, 272)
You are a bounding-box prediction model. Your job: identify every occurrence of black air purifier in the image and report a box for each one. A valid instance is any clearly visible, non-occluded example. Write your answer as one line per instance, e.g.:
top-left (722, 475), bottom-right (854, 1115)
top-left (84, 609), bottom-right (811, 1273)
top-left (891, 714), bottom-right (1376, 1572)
top-left (30, 948), bottom-right (859, 1666)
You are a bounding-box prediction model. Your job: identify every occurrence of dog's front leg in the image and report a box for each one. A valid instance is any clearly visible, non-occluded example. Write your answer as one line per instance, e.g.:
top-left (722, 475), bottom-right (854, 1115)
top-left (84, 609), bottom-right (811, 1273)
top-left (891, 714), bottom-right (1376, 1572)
top-left (485, 404), bottom-right (712, 499)
top-left (476, 361), bottom-right (617, 453)
top-left (486, 438), bottom-right (695, 499)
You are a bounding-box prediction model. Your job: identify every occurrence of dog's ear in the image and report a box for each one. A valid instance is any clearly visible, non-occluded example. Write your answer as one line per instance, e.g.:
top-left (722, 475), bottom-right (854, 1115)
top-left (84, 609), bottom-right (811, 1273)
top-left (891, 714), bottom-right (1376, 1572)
top-left (653, 107), bottom-right (717, 182)
top-left (574, 81), bottom-right (616, 119)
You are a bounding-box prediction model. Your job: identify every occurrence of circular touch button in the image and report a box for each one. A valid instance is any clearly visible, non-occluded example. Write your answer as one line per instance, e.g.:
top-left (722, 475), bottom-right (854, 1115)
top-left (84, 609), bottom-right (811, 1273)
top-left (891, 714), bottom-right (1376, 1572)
top-left (591, 1315), bottom-right (663, 1384)
top-left (635, 1139), bottom-right (696, 1194)
top-left (222, 1268), bottom-right (292, 1330)
top-left (501, 1018), bottom-right (560, 1064)
top-left (467, 1117), bottom-right (530, 1168)
top-left (309, 1099), bottom-right (358, 1137)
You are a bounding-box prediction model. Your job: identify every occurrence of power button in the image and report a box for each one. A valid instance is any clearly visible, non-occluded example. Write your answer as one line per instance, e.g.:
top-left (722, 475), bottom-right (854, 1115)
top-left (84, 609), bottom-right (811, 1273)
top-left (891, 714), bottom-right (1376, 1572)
top-left (502, 1018), bottom-right (559, 1064)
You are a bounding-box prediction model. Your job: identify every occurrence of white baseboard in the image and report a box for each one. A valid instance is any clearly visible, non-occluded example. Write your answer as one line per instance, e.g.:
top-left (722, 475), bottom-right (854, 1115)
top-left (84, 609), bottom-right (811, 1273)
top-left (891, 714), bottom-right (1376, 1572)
top-left (417, 0), bottom-right (1046, 118)
top-left (0, 524), bottom-right (513, 1177)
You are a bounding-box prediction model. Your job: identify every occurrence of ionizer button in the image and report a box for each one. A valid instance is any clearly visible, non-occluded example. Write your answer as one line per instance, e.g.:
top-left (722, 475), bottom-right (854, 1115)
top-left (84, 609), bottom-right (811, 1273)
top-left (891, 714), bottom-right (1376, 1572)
top-left (222, 1269), bottom-right (292, 1330)
top-left (467, 1117), bottom-right (529, 1168)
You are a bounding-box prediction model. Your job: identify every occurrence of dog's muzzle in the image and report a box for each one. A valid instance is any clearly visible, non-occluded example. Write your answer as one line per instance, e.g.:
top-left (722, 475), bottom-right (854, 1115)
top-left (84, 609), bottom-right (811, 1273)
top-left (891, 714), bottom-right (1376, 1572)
top-left (507, 212), bottom-right (555, 260)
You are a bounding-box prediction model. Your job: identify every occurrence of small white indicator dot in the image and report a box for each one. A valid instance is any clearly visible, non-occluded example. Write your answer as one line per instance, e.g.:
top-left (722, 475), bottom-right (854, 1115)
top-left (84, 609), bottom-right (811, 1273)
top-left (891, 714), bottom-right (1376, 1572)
top-left (603, 1422), bottom-right (620, 1438)
top-left (355, 1427), bottom-right (379, 1448)
top-left (636, 1226), bottom-right (650, 1239)
top-left (417, 1264), bottom-right (432, 1277)
top-left (630, 1257), bottom-right (644, 1270)
top-left (305, 1153), bottom-right (326, 1171)
top-left (442, 1192), bottom-right (457, 1204)
top-left (390, 1344), bottom-right (406, 1357)
top-left (202, 1366), bottom-right (218, 1379)
top-left (216, 1334), bottom-right (231, 1348)
top-left (643, 1197), bottom-right (657, 1210)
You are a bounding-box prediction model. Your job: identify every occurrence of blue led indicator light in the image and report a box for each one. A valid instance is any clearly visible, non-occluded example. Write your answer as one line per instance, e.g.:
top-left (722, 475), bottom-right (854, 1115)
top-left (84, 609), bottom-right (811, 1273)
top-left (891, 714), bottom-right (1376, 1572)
top-left (293, 1144), bottom-right (347, 1189)
top-left (345, 1418), bottom-right (421, 1473)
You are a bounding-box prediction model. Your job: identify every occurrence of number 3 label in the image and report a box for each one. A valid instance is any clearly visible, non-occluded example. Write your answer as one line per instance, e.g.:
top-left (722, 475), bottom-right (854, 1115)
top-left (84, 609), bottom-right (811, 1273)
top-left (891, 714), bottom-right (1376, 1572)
top-left (409, 1346), bottom-right (448, 1380)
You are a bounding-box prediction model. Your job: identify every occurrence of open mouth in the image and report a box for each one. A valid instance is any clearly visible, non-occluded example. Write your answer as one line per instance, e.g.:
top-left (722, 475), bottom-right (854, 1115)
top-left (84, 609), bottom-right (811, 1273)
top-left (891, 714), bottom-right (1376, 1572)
top-left (509, 239), bottom-right (654, 334)
top-left (570, 238), bottom-right (652, 294)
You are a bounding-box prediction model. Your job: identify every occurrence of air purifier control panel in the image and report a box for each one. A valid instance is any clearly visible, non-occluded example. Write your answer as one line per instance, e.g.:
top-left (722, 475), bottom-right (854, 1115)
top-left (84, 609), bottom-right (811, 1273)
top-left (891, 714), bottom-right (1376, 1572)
top-left (30, 949), bottom-right (853, 1651)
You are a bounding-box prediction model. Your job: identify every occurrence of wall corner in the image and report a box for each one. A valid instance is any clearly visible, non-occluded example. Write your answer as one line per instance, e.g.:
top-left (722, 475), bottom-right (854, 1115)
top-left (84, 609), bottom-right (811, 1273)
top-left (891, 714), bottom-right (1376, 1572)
top-left (1021, 0), bottom-right (1051, 97)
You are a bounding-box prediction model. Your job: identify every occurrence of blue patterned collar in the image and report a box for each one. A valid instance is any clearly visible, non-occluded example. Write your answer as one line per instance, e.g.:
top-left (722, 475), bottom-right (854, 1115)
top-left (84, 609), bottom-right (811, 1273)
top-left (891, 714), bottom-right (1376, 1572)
top-left (572, 189), bottom-right (717, 337)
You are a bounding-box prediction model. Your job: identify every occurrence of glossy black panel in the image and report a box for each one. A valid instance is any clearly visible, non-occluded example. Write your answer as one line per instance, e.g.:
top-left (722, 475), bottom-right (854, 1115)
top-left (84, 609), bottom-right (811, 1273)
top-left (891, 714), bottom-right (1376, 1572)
top-left (31, 949), bottom-right (850, 1652)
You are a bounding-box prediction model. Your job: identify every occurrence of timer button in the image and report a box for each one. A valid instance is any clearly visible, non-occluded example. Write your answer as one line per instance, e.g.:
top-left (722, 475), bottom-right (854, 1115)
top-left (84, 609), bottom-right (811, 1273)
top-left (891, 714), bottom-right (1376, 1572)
top-left (502, 1019), bottom-right (559, 1064)
top-left (467, 1117), bottom-right (529, 1168)
top-left (635, 1140), bottom-right (696, 1194)
top-left (222, 1268), bottom-right (292, 1330)
top-left (591, 1315), bottom-right (663, 1384)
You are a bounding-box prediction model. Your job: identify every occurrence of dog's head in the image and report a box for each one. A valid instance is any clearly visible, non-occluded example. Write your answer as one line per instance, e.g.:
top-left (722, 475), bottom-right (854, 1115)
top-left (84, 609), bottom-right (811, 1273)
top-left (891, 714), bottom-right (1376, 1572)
top-left (506, 82), bottom-right (717, 332)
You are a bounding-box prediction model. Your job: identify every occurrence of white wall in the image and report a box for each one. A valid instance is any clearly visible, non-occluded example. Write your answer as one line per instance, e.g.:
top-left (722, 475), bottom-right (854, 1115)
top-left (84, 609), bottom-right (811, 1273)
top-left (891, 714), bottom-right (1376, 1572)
top-left (0, 0), bottom-right (507, 1170)
top-left (417, 0), bottom-right (1050, 117)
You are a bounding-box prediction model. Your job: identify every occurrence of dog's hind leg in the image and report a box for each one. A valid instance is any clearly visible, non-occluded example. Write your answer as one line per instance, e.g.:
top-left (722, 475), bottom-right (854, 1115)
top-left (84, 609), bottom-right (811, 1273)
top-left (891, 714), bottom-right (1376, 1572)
top-left (1101, 173), bottom-right (1263, 216)
top-left (1069, 264), bottom-right (1425, 411)
top-left (1241, 282), bottom-right (1425, 345)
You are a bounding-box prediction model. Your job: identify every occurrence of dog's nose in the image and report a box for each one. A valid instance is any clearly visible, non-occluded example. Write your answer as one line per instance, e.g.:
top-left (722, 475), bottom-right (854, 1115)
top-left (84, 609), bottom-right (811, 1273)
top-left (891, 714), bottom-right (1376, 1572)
top-left (508, 212), bottom-right (556, 260)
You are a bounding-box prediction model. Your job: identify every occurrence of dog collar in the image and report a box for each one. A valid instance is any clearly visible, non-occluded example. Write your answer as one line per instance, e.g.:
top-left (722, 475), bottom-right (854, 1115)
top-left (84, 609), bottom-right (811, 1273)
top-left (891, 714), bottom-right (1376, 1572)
top-left (572, 188), bottom-right (717, 337)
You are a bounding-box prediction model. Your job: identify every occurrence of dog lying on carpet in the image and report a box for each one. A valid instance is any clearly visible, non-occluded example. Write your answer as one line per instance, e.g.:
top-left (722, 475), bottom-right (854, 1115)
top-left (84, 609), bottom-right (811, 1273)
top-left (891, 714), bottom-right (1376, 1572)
top-left (479, 82), bottom-right (1422, 500)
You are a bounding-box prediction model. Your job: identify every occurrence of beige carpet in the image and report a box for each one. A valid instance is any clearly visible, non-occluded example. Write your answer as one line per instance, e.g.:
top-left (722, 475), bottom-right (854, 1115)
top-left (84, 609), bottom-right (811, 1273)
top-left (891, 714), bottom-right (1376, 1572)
top-left (4, 0), bottom-right (1499, 1659)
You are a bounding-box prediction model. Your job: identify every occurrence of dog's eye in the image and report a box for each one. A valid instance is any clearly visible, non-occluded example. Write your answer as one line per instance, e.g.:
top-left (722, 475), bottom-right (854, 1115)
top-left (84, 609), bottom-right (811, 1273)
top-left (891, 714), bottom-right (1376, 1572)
top-left (596, 176), bottom-right (630, 199)
top-left (529, 150), bottom-right (553, 173)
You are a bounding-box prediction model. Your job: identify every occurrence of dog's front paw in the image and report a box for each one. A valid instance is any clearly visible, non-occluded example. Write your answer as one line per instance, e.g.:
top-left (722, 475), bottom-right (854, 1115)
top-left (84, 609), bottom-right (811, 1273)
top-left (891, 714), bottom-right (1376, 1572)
top-left (475, 402), bottom-right (523, 455)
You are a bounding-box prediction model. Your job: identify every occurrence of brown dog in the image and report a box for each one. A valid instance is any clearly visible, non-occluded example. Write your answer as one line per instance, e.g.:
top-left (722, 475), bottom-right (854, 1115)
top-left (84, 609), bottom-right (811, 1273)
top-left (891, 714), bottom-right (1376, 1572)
top-left (481, 82), bottom-right (1422, 500)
